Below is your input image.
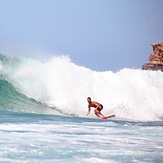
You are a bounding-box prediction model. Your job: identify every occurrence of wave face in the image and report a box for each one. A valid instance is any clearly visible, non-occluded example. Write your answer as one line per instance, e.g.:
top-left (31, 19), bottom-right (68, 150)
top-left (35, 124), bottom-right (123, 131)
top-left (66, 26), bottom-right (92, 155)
top-left (0, 54), bottom-right (163, 121)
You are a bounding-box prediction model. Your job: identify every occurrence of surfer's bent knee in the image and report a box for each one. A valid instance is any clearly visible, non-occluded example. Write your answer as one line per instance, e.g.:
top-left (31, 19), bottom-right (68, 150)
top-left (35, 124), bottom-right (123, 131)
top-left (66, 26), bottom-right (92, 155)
top-left (94, 109), bottom-right (100, 114)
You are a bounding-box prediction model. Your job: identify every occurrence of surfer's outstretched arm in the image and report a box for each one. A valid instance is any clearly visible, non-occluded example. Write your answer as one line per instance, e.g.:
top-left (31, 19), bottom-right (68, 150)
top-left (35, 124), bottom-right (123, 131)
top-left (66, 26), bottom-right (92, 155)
top-left (86, 106), bottom-right (91, 116)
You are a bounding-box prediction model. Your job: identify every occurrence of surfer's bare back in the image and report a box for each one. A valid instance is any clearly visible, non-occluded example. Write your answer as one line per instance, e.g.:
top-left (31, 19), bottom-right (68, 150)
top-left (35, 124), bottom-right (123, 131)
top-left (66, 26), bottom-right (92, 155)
top-left (86, 97), bottom-right (105, 119)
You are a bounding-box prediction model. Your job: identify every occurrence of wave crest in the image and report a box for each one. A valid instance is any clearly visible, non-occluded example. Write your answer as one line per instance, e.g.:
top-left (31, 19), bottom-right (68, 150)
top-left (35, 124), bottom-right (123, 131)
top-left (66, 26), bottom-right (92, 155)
top-left (0, 54), bottom-right (163, 121)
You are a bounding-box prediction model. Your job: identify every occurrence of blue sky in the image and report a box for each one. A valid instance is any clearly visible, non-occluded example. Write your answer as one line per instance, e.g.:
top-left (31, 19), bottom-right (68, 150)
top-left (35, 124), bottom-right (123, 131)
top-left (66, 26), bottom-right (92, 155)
top-left (0, 0), bottom-right (162, 71)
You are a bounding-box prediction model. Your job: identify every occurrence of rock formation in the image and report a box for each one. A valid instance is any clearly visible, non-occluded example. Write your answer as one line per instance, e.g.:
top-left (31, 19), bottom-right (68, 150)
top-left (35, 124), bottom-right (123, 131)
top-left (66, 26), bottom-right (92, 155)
top-left (142, 42), bottom-right (163, 72)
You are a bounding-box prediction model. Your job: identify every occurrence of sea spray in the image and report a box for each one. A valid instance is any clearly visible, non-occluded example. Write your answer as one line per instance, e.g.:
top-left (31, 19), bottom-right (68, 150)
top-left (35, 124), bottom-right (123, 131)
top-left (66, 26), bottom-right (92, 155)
top-left (45, 57), bottom-right (163, 121)
top-left (0, 54), bottom-right (163, 121)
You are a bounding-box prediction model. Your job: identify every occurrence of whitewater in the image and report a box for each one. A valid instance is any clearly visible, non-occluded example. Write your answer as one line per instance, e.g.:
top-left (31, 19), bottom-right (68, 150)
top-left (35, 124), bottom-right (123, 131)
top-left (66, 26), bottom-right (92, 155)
top-left (0, 54), bottom-right (163, 162)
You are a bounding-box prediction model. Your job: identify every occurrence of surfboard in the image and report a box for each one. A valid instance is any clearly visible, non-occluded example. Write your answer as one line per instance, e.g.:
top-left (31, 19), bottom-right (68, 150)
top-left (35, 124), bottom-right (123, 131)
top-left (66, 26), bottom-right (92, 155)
top-left (101, 114), bottom-right (115, 119)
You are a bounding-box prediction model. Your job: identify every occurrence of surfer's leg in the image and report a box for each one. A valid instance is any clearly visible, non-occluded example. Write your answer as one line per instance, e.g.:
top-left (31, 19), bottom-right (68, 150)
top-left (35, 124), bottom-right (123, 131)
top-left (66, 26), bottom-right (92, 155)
top-left (94, 109), bottom-right (103, 118)
top-left (99, 112), bottom-right (105, 118)
top-left (97, 105), bottom-right (105, 118)
top-left (95, 112), bottom-right (101, 118)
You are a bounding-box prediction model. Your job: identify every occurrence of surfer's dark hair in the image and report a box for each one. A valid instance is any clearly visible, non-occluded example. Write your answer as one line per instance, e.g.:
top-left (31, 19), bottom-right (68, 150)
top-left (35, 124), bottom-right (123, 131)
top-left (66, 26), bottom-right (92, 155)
top-left (87, 97), bottom-right (91, 100)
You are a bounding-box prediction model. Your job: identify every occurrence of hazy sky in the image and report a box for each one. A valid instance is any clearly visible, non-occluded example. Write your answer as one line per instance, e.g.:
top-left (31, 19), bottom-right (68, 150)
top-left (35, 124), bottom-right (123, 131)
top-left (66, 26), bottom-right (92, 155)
top-left (0, 0), bottom-right (162, 71)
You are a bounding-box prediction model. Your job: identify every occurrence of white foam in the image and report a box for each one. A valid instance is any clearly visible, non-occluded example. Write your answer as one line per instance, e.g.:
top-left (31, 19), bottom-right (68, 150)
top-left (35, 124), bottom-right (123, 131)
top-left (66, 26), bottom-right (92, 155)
top-left (4, 55), bottom-right (163, 121)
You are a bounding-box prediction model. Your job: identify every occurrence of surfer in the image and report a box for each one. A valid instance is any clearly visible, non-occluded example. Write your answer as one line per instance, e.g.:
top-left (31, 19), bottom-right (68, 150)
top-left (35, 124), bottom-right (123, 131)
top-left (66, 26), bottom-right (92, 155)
top-left (86, 97), bottom-right (105, 119)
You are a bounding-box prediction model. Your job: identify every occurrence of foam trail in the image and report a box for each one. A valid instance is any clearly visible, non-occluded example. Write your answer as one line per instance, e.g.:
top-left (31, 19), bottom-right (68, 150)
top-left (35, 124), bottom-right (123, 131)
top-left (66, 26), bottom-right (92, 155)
top-left (1, 54), bottom-right (163, 121)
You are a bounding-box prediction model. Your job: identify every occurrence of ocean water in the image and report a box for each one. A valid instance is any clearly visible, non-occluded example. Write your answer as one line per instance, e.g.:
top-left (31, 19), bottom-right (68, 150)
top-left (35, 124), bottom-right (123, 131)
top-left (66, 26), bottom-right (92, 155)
top-left (0, 54), bottom-right (163, 163)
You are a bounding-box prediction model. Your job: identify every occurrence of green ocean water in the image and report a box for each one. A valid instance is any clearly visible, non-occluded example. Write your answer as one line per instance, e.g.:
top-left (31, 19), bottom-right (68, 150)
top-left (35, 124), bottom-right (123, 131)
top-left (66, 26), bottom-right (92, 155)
top-left (0, 78), bottom-right (58, 114)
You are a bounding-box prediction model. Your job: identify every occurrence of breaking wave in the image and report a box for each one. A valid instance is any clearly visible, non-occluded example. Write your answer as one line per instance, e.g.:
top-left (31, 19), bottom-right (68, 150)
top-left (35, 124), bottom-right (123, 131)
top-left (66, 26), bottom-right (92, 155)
top-left (0, 54), bottom-right (163, 121)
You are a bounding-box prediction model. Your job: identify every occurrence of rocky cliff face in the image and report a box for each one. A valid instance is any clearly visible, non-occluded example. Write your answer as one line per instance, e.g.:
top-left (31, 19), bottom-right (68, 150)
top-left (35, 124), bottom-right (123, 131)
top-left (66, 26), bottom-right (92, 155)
top-left (142, 43), bottom-right (163, 72)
